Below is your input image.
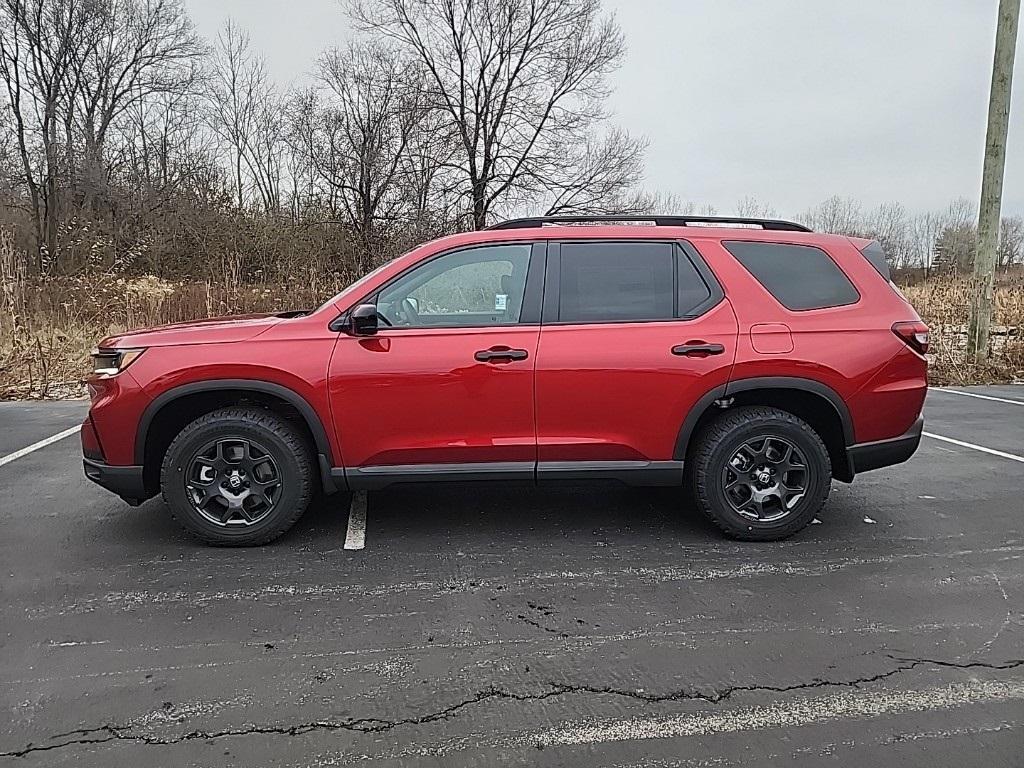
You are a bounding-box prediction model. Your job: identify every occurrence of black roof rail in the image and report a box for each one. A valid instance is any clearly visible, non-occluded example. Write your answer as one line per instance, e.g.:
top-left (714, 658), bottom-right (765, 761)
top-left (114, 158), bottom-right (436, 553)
top-left (486, 215), bottom-right (812, 232)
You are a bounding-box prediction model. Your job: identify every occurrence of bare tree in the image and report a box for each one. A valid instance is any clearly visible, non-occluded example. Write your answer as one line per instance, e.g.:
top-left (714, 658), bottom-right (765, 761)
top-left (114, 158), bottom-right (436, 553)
top-left (207, 20), bottom-right (272, 209)
top-left (909, 211), bottom-right (946, 274)
top-left (0, 0), bottom-right (92, 267)
top-left (313, 41), bottom-right (426, 249)
top-left (71, 0), bottom-right (204, 210)
top-left (542, 129), bottom-right (649, 215)
top-left (800, 196), bottom-right (864, 234)
top-left (934, 223), bottom-right (977, 273)
top-left (349, 0), bottom-right (634, 229)
top-left (998, 215), bottom-right (1023, 269)
top-left (863, 202), bottom-right (912, 268)
top-left (735, 196), bottom-right (778, 218)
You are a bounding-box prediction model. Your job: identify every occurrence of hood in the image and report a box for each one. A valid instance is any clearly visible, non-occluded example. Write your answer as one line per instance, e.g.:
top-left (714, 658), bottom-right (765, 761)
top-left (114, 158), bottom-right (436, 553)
top-left (99, 312), bottom-right (286, 349)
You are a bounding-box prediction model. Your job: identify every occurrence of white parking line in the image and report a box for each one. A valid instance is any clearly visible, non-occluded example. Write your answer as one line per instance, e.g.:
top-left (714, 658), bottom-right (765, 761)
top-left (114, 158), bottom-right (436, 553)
top-left (528, 678), bottom-right (1024, 749)
top-left (0, 425), bottom-right (81, 468)
top-left (344, 491), bottom-right (367, 550)
top-left (923, 432), bottom-right (1024, 464)
top-left (929, 388), bottom-right (1024, 406)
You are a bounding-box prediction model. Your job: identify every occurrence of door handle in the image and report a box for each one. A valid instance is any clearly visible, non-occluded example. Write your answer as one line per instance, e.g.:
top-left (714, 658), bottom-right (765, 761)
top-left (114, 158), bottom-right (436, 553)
top-left (474, 347), bottom-right (529, 362)
top-left (672, 342), bottom-right (726, 357)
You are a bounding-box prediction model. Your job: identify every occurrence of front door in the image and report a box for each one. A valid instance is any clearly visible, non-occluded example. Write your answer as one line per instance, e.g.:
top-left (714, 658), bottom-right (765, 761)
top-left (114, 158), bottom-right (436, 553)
top-left (328, 242), bottom-right (543, 487)
top-left (534, 239), bottom-right (738, 482)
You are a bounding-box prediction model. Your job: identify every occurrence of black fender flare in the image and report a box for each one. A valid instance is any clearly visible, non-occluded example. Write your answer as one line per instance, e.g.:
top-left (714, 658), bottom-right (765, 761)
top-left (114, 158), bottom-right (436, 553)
top-left (672, 376), bottom-right (855, 461)
top-left (135, 379), bottom-right (336, 470)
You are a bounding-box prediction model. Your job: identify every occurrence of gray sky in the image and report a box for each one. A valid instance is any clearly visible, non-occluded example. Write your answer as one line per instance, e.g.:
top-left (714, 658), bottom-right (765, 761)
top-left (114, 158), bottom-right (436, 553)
top-left (183, 0), bottom-right (1023, 217)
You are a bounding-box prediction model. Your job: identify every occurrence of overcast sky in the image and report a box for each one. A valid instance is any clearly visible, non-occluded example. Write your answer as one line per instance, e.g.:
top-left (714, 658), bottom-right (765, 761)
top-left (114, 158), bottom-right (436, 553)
top-left (183, 0), bottom-right (1023, 218)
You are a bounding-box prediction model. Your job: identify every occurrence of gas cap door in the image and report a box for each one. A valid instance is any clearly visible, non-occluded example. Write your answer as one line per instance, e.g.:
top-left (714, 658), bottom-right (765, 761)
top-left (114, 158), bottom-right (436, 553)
top-left (750, 323), bottom-right (794, 354)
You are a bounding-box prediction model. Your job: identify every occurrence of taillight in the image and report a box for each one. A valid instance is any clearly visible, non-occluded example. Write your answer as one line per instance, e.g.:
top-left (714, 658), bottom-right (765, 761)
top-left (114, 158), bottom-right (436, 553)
top-left (892, 321), bottom-right (930, 355)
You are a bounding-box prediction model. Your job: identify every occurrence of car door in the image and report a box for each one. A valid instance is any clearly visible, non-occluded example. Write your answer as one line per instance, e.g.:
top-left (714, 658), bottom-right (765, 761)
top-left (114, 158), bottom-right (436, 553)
top-left (328, 242), bottom-right (544, 487)
top-left (534, 239), bottom-right (738, 483)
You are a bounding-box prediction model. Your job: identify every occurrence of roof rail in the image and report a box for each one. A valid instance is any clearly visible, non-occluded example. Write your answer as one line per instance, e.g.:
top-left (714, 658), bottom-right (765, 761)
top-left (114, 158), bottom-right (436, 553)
top-left (486, 215), bottom-right (812, 232)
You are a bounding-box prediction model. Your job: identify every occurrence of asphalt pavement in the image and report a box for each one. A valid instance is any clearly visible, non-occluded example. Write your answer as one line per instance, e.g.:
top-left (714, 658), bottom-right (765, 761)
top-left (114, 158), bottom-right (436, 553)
top-left (1, 387), bottom-right (1022, 766)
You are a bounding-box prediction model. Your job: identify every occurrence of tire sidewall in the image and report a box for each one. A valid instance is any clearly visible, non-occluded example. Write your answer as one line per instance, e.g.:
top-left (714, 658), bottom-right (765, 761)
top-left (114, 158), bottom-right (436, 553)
top-left (162, 416), bottom-right (308, 544)
top-left (703, 417), bottom-right (830, 538)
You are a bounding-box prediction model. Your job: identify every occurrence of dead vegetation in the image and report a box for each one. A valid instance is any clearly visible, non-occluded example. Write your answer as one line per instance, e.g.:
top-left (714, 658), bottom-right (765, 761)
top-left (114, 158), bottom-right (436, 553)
top-left (0, 226), bottom-right (355, 398)
top-left (1, 230), bottom-right (1020, 399)
top-left (900, 272), bottom-right (1023, 385)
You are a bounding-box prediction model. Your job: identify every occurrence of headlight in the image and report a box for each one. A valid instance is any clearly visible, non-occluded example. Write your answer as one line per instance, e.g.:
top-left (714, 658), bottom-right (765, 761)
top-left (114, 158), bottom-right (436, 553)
top-left (91, 347), bottom-right (146, 376)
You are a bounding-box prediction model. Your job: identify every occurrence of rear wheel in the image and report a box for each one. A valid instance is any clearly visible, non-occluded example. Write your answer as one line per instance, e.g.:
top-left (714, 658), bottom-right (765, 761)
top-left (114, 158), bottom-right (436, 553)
top-left (690, 406), bottom-right (831, 541)
top-left (160, 407), bottom-right (314, 546)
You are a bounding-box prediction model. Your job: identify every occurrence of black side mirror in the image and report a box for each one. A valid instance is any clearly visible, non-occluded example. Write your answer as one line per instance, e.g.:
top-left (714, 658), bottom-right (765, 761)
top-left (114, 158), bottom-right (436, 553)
top-left (346, 303), bottom-right (379, 336)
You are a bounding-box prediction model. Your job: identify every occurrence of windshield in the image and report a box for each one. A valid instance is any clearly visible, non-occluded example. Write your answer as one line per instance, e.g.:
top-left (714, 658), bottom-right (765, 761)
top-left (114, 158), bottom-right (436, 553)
top-left (316, 258), bottom-right (397, 311)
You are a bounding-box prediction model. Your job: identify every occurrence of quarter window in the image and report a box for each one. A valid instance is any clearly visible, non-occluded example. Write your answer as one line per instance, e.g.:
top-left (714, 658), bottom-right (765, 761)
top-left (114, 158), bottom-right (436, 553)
top-left (676, 247), bottom-right (713, 316)
top-left (376, 244), bottom-right (531, 327)
top-left (723, 241), bottom-right (859, 311)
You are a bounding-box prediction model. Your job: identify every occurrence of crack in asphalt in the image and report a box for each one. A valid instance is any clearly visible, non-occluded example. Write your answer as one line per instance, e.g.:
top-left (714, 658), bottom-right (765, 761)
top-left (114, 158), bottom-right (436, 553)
top-left (516, 614), bottom-right (570, 638)
top-left (4, 656), bottom-right (1022, 758)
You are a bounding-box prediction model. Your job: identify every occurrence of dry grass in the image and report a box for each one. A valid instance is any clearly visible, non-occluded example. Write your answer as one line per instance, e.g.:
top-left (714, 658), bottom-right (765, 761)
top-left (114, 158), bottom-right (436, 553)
top-left (1, 228), bottom-right (1021, 398)
top-left (901, 272), bottom-right (1024, 385)
top-left (0, 230), bottom-right (354, 398)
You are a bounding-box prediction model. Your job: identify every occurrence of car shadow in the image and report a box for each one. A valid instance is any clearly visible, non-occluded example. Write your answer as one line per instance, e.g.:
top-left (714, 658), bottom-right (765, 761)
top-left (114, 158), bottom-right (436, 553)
top-left (353, 481), bottom-right (723, 545)
top-left (104, 480), bottom-right (856, 552)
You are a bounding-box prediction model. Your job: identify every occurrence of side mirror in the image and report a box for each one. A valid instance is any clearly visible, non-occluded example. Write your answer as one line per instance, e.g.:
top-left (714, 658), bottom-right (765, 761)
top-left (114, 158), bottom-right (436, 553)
top-left (347, 303), bottom-right (379, 336)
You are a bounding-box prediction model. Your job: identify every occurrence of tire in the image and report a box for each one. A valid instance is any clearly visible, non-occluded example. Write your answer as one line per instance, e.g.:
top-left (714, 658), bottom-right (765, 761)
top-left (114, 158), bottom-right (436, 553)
top-left (160, 407), bottom-right (314, 546)
top-left (689, 406), bottom-right (831, 541)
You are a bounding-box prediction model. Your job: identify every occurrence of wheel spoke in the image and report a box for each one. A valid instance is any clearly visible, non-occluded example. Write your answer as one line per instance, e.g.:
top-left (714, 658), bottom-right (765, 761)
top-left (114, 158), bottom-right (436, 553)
top-left (742, 496), bottom-right (765, 520)
top-left (185, 437), bottom-right (280, 528)
top-left (722, 435), bottom-right (812, 523)
top-left (188, 483), bottom-right (218, 510)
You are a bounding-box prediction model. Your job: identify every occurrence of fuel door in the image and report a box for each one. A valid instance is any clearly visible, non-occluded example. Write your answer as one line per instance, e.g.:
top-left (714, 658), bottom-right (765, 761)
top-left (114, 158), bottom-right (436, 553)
top-left (750, 322), bottom-right (794, 354)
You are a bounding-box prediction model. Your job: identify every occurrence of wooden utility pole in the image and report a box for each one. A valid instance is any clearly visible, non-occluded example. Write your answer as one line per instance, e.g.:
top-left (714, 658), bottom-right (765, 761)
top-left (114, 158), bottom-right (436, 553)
top-left (969, 0), bottom-right (1021, 361)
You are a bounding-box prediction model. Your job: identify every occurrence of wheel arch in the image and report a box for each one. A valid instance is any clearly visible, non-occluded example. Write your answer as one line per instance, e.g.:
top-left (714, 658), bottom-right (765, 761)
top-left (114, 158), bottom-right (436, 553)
top-left (674, 377), bottom-right (855, 481)
top-left (136, 380), bottom-right (339, 495)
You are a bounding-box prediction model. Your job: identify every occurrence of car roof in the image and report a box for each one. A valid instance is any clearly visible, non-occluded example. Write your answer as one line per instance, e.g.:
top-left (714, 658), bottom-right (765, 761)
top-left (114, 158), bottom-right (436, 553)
top-left (418, 224), bottom-right (848, 250)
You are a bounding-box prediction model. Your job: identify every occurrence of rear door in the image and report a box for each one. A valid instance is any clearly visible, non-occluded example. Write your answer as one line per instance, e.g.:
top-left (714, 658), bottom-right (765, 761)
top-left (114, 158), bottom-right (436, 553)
top-left (534, 239), bottom-right (738, 482)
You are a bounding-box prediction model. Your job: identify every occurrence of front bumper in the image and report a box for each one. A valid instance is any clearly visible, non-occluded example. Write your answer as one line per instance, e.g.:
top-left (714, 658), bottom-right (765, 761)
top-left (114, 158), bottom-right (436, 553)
top-left (846, 415), bottom-right (924, 475)
top-left (83, 458), bottom-right (151, 505)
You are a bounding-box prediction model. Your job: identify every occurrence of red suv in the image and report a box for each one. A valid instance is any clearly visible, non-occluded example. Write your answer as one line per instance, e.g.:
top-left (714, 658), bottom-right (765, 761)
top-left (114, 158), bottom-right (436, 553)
top-left (82, 216), bottom-right (928, 545)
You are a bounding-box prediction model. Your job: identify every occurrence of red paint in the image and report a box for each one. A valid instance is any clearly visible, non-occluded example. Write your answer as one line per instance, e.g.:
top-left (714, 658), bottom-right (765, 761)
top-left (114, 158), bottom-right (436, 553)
top-left (329, 326), bottom-right (540, 466)
top-left (84, 224), bottom-right (927, 482)
top-left (535, 301), bottom-right (738, 461)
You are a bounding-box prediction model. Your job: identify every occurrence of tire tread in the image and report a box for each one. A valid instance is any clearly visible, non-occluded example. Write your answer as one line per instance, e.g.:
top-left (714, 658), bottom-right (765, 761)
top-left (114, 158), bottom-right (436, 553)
top-left (160, 406), bottom-right (314, 546)
top-left (690, 406), bottom-right (831, 541)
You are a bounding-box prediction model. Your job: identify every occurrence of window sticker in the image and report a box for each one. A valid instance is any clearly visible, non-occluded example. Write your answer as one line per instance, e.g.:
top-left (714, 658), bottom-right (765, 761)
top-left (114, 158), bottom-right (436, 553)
top-left (495, 294), bottom-right (508, 311)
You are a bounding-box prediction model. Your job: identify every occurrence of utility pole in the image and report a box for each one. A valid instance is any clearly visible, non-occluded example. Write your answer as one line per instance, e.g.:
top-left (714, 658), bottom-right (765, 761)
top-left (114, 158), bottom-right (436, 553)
top-left (969, 0), bottom-right (1021, 361)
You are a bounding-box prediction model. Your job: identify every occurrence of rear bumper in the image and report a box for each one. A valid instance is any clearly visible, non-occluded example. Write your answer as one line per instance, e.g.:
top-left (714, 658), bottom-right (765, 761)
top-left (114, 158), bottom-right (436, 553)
top-left (83, 458), bottom-right (151, 505)
top-left (846, 415), bottom-right (924, 475)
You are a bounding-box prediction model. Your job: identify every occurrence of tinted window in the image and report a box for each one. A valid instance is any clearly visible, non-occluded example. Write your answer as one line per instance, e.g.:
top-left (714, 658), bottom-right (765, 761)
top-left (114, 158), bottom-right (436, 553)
top-left (377, 244), bottom-right (531, 327)
top-left (676, 247), bottom-right (713, 316)
top-left (723, 241), bottom-right (859, 311)
top-left (558, 242), bottom-right (674, 322)
top-left (860, 240), bottom-right (891, 280)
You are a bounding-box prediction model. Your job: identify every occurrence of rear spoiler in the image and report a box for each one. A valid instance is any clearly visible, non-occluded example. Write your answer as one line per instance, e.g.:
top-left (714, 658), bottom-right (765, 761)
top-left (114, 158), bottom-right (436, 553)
top-left (850, 238), bottom-right (891, 281)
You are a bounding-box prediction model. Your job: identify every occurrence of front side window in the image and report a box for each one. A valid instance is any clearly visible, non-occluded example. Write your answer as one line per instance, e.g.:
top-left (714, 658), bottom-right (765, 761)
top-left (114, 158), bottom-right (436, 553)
top-left (377, 244), bottom-right (532, 327)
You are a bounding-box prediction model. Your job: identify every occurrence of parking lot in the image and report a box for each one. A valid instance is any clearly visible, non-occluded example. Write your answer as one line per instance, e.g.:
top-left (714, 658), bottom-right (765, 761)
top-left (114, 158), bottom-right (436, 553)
top-left (1, 386), bottom-right (1022, 766)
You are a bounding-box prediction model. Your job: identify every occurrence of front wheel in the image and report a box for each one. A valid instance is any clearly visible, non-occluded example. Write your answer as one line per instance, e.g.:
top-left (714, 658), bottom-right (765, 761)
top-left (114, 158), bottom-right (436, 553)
top-left (689, 406), bottom-right (831, 541)
top-left (160, 407), bottom-right (314, 546)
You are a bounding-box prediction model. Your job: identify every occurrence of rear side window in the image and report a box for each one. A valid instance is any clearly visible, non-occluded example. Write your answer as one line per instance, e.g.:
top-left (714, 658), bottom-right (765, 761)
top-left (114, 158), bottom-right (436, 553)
top-left (723, 241), bottom-right (859, 311)
top-left (559, 242), bottom-right (674, 322)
